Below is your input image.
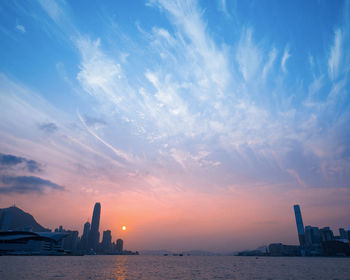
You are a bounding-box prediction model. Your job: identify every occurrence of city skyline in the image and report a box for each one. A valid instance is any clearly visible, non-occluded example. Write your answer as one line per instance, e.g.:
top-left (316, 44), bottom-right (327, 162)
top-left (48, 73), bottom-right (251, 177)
top-left (1, 201), bottom-right (349, 254)
top-left (0, 202), bottom-right (348, 256)
top-left (0, 0), bottom-right (350, 251)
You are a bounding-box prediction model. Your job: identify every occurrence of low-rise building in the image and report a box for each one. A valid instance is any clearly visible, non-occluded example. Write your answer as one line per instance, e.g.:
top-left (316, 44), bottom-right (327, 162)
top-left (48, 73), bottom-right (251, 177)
top-left (0, 230), bottom-right (69, 255)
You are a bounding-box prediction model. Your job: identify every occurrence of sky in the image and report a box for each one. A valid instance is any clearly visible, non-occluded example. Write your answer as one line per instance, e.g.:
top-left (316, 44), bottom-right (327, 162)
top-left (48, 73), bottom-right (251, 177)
top-left (0, 0), bottom-right (349, 252)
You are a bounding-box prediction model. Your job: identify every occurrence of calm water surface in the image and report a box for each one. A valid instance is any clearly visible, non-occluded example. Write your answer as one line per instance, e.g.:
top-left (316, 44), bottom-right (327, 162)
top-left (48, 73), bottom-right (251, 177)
top-left (0, 255), bottom-right (350, 280)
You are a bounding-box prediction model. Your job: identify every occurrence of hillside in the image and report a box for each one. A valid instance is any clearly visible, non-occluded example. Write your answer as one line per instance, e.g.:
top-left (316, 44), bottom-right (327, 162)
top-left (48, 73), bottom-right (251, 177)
top-left (0, 206), bottom-right (50, 232)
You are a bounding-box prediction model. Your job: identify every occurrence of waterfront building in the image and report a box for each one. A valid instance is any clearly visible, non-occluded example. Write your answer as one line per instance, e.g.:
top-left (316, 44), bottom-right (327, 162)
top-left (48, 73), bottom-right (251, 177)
top-left (88, 203), bottom-right (101, 251)
top-left (268, 243), bottom-right (300, 256)
top-left (0, 231), bottom-right (69, 255)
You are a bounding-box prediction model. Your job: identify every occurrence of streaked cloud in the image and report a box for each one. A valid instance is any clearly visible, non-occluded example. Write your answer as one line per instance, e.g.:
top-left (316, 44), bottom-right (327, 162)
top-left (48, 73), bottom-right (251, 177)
top-left (328, 29), bottom-right (342, 80)
top-left (0, 0), bottom-right (349, 250)
top-left (31, 0), bottom-right (349, 192)
top-left (281, 46), bottom-right (291, 73)
top-left (0, 175), bottom-right (64, 194)
top-left (0, 153), bottom-right (42, 173)
top-left (38, 122), bottom-right (58, 133)
top-left (77, 110), bottom-right (133, 163)
top-left (236, 28), bottom-right (262, 81)
top-left (15, 24), bottom-right (25, 33)
top-left (83, 115), bottom-right (107, 129)
top-left (218, 0), bottom-right (230, 17)
top-left (262, 48), bottom-right (277, 80)
top-left (38, 0), bottom-right (67, 25)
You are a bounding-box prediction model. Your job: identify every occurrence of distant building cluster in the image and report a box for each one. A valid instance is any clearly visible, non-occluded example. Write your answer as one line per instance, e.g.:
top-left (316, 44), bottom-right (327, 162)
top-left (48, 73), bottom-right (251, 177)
top-left (0, 203), bottom-right (138, 256)
top-left (268, 205), bottom-right (350, 257)
top-left (237, 204), bottom-right (350, 257)
top-left (57, 202), bottom-right (134, 255)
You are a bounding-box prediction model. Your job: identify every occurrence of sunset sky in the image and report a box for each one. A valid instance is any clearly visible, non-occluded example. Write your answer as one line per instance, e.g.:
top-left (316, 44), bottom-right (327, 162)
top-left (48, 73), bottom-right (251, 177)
top-left (0, 0), bottom-right (349, 252)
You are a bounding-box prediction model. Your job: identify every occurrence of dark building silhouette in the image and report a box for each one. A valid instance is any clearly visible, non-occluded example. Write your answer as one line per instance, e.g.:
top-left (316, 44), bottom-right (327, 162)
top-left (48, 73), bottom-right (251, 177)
top-left (320, 227), bottom-right (334, 242)
top-left (0, 231), bottom-right (69, 255)
top-left (268, 243), bottom-right (300, 256)
top-left (322, 240), bottom-right (350, 256)
top-left (88, 202), bottom-right (101, 251)
top-left (339, 228), bottom-right (348, 240)
top-left (304, 225), bottom-right (322, 255)
top-left (266, 204), bottom-right (350, 257)
top-left (305, 225), bottom-right (321, 246)
top-left (80, 221), bottom-right (90, 251)
top-left (55, 226), bottom-right (79, 254)
top-left (0, 210), bottom-right (11, 230)
top-left (101, 230), bottom-right (112, 253)
top-left (63, 230), bottom-right (79, 253)
top-left (79, 222), bottom-right (90, 251)
top-left (116, 238), bottom-right (123, 253)
top-left (293, 205), bottom-right (306, 249)
top-left (0, 204), bottom-right (137, 256)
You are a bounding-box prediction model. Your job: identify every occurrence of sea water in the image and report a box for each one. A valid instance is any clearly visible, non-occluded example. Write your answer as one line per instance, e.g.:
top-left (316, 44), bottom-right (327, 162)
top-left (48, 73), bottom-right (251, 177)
top-left (0, 255), bottom-right (349, 280)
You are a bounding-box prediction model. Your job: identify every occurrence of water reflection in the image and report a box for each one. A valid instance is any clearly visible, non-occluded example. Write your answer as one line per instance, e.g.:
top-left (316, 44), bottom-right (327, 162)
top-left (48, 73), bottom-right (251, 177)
top-left (112, 256), bottom-right (128, 280)
top-left (1, 256), bottom-right (350, 280)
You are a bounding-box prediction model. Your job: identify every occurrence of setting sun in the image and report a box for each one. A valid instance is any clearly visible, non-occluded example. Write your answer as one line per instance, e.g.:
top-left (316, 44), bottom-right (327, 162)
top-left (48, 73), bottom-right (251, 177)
top-left (122, 225), bottom-right (126, 231)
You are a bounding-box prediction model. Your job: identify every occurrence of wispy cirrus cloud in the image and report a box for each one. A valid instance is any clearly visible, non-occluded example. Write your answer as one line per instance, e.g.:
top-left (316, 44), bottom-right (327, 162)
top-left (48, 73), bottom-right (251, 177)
top-left (0, 74), bottom-right (132, 190)
top-left (1, 0), bottom-right (350, 251)
top-left (77, 110), bottom-right (133, 163)
top-left (281, 46), bottom-right (291, 73)
top-left (218, 0), bottom-right (229, 17)
top-left (262, 47), bottom-right (277, 80)
top-left (2, 0), bottom-right (350, 196)
top-left (149, 0), bottom-right (230, 92)
top-left (69, 0), bottom-right (350, 190)
top-left (328, 29), bottom-right (342, 80)
top-left (236, 28), bottom-right (262, 81)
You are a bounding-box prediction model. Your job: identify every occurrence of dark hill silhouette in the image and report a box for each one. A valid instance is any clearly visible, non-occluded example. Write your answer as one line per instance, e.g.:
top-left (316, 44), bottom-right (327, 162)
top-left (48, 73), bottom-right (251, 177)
top-left (0, 206), bottom-right (50, 232)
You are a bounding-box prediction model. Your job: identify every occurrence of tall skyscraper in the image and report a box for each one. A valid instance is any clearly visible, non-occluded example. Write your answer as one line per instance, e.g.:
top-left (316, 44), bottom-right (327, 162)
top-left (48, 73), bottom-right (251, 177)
top-left (116, 238), bottom-right (123, 253)
top-left (293, 204), bottom-right (306, 248)
top-left (80, 221), bottom-right (90, 251)
top-left (304, 225), bottom-right (321, 246)
top-left (102, 230), bottom-right (112, 252)
top-left (88, 202), bottom-right (101, 251)
top-left (319, 227), bottom-right (334, 242)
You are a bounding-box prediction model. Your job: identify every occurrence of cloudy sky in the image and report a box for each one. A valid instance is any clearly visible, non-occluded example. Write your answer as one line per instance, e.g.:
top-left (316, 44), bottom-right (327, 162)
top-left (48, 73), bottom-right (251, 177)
top-left (0, 0), bottom-right (349, 252)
